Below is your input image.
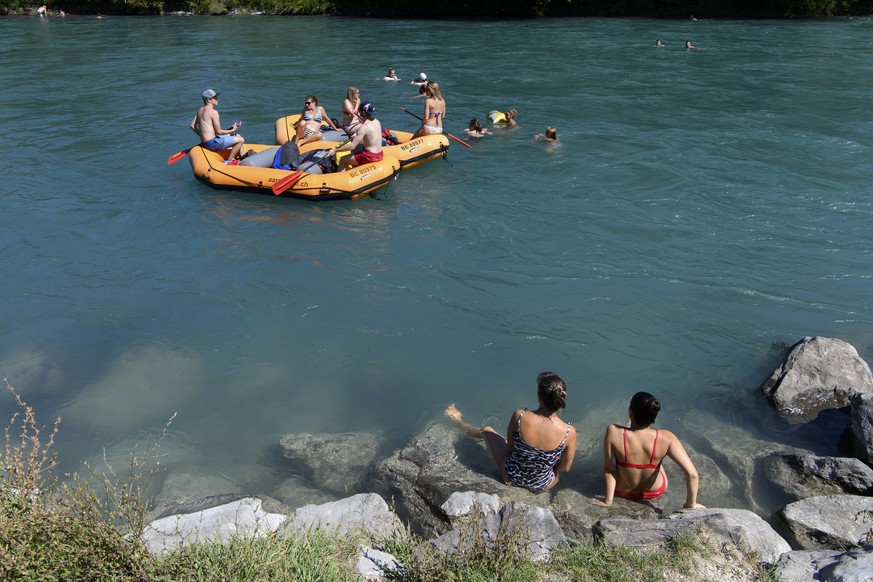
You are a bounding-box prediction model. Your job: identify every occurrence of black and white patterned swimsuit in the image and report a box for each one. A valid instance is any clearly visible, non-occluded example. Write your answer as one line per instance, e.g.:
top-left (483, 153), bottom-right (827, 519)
top-left (503, 409), bottom-right (571, 493)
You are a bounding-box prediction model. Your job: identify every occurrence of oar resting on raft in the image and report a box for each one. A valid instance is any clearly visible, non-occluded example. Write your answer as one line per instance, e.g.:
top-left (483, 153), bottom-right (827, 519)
top-left (400, 107), bottom-right (473, 150)
top-left (271, 137), bottom-right (354, 196)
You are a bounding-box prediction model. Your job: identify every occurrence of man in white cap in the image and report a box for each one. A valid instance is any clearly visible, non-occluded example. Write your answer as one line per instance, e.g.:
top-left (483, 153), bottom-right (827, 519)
top-left (190, 89), bottom-right (245, 163)
top-left (411, 72), bottom-right (427, 85)
top-left (328, 101), bottom-right (383, 172)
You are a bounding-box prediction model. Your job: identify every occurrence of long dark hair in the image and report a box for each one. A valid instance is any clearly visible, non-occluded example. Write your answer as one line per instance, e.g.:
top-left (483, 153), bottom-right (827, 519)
top-left (537, 371), bottom-right (567, 411)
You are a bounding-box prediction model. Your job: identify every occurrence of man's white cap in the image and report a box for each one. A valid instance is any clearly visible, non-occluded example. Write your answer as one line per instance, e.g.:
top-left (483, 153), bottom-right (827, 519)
top-left (418, 73), bottom-right (427, 81)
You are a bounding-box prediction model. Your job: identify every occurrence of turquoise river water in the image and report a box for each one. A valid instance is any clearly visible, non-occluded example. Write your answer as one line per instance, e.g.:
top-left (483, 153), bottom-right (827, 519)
top-left (1, 15), bottom-right (872, 510)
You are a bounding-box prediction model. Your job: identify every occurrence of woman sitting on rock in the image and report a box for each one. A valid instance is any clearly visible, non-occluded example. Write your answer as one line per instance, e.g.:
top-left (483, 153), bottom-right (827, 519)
top-left (445, 371), bottom-right (577, 493)
top-left (589, 391), bottom-right (705, 508)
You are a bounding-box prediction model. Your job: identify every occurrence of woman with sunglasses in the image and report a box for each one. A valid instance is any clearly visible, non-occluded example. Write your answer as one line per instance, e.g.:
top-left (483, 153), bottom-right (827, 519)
top-left (295, 95), bottom-right (340, 146)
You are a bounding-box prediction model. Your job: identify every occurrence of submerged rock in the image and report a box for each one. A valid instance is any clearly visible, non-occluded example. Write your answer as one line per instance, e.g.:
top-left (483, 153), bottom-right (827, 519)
top-left (278, 432), bottom-right (386, 495)
top-left (760, 336), bottom-right (873, 423)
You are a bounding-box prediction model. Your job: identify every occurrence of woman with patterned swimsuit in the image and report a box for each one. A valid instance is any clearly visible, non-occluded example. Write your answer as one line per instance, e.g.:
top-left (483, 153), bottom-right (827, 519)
top-left (445, 372), bottom-right (577, 493)
top-left (589, 391), bottom-right (705, 509)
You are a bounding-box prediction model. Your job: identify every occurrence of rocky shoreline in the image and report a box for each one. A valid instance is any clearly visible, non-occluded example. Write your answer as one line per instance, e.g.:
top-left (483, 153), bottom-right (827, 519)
top-left (146, 336), bottom-right (873, 579)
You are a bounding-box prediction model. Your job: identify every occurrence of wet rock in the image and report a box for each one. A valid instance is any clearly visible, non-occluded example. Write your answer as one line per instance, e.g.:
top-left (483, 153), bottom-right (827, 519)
top-left (762, 453), bottom-right (873, 500)
top-left (778, 494), bottom-right (873, 550)
top-left (279, 432), bottom-right (386, 495)
top-left (269, 474), bottom-right (338, 510)
top-left (283, 492), bottom-right (402, 539)
top-left (760, 336), bottom-right (873, 423)
top-left (849, 394), bottom-right (873, 466)
top-left (151, 471), bottom-right (242, 519)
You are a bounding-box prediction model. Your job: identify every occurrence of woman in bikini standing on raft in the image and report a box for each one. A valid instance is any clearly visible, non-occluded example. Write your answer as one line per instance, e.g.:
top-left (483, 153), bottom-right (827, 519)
top-left (589, 391), bottom-right (704, 509)
top-left (412, 82), bottom-right (446, 139)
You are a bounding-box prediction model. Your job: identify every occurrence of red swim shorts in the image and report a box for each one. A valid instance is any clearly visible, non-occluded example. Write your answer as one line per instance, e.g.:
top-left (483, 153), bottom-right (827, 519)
top-left (353, 150), bottom-right (384, 165)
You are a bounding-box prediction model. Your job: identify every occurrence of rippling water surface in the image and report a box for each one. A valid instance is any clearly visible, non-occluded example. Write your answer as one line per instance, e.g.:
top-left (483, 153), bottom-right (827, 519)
top-left (2, 15), bottom-right (872, 510)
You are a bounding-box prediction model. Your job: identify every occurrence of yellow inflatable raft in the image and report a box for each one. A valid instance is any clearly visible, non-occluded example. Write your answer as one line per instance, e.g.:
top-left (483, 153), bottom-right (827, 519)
top-left (275, 115), bottom-right (449, 171)
top-left (187, 143), bottom-right (400, 201)
top-left (487, 110), bottom-right (506, 124)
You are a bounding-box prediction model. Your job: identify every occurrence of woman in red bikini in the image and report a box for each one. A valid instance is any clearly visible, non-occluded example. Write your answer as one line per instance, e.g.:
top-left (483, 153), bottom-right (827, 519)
top-left (589, 391), bottom-right (704, 509)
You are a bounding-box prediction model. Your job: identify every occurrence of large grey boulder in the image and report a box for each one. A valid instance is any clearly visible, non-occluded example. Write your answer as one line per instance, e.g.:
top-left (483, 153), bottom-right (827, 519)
top-left (849, 394), bottom-right (873, 466)
top-left (760, 336), bottom-right (873, 423)
top-left (279, 432), bottom-right (386, 495)
top-left (762, 453), bottom-right (873, 500)
top-left (283, 493), bottom-right (402, 539)
top-left (143, 496), bottom-right (288, 556)
top-left (665, 508), bottom-right (791, 565)
top-left (778, 494), bottom-right (873, 550)
top-left (596, 508), bottom-right (790, 566)
top-left (430, 501), bottom-right (567, 563)
top-left (440, 491), bottom-right (500, 521)
top-left (774, 545), bottom-right (873, 582)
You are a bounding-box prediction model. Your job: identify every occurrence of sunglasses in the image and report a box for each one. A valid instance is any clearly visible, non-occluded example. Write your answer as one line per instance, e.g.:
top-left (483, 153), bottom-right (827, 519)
top-left (305, 101), bottom-right (314, 105)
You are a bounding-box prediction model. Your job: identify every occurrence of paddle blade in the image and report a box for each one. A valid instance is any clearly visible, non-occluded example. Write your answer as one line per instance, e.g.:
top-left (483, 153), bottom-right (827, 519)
top-left (272, 171), bottom-right (304, 195)
top-left (167, 148), bottom-right (190, 165)
top-left (447, 133), bottom-right (473, 150)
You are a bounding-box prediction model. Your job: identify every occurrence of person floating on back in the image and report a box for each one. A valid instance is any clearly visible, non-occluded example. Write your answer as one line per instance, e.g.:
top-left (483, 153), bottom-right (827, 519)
top-left (588, 391), bottom-right (705, 509)
top-left (445, 371), bottom-right (577, 493)
top-left (190, 89), bottom-right (245, 163)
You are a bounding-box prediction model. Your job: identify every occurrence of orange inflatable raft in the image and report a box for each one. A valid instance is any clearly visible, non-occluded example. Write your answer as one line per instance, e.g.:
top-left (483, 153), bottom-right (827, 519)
top-left (187, 142), bottom-right (400, 201)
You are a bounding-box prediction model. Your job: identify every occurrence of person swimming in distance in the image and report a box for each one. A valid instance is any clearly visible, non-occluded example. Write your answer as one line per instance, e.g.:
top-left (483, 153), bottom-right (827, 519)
top-left (384, 67), bottom-right (400, 81)
top-left (411, 72), bottom-right (427, 85)
top-left (465, 118), bottom-right (488, 138)
top-left (534, 127), bottom-right (558, 142)
top-left (589, 391), bottom-right (705, 509)
top-left (654, 39), bottom-right (664, 47)
top-left (685, 40), bottom-right (697, 49)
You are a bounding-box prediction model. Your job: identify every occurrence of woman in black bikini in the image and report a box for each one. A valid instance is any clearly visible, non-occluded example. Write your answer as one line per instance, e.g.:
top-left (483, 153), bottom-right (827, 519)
top-left (589, 391), bottom-right (704, 508)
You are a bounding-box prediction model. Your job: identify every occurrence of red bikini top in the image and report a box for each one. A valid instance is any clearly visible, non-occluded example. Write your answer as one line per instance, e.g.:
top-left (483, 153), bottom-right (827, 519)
top-left (617, 428), bottom-right (660, 469)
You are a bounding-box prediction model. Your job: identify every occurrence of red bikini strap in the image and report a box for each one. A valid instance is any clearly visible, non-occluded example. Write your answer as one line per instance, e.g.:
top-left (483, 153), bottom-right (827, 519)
top-left (622, 428), bottom-right (629, 462)
top-left (650, 430), bottom-right (659, 464)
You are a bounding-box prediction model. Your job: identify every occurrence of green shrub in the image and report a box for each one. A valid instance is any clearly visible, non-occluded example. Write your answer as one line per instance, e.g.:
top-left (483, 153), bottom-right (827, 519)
top-left (0, 381), bottom-right (170, 581)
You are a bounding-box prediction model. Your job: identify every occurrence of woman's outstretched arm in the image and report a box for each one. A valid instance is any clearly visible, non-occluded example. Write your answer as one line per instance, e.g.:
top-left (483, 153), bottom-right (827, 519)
top-left (664, 431), bottom-right (704, 509)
